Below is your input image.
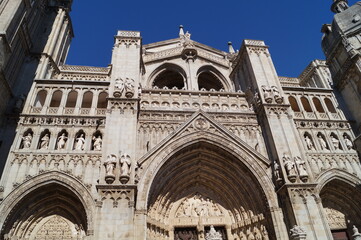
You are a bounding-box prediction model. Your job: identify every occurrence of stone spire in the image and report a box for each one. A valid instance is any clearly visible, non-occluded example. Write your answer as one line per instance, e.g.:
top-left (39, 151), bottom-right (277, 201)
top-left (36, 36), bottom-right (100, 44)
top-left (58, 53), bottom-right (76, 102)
top-left (179, 25), bottom-right (184, 37)
top-left (228, 41), bottom-right (235, 53)
top-left (331, 0), bottom-right (349, 13)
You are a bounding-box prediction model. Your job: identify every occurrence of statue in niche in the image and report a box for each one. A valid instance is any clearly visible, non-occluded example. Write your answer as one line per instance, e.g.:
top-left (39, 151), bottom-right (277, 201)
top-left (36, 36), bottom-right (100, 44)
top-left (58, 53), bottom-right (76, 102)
top-left (74, 133), bottom-right (85, 150)
top-left (92, 135), bottom-right (102, 151)
top-left (331, 135), bottom-right (340, 150)
top-left (119, 153), bottom-right (131, 184)
top-left (344, 135), bottom-right (353, 150)
top-left (22, 133), bottom-right (33, 149)
top-left (283, 154), bottom-right (296, 176)
top-left (304, 135), bottom-right (315, 150)
top-left (104, 154), bottom-right (117, 184)
top-left (40, 134), bottom-right (50, 149)
top-left (57, 133), bottom-right (68, 150)
top-left (318, 134), bottom-right (328, 150)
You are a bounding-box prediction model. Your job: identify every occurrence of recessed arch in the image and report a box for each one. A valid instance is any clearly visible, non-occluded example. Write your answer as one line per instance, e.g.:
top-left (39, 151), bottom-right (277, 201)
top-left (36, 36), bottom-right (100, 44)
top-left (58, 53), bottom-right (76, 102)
top-left (97, 92), bottom-right (108, 108)
top-left (33, 90), bottom-right (47, 107)
top-left (66, 90), bottom-right (78, 108)
top-left (318, 176), bottom-right (361, 238)
top-left (81, 91), bottom-right (93, 108)
top-left (137, 127), bottom-right (281, 239)
top-left (0, 172), bottom-right (95, 239)
top-left (196, 65), bottom-right (229, 91)
top-left (312, 97), bottom-right (325, 113)
top-left (49, 90), bottom-right (62, 107)
top-left (301, 96), bottom-right (312, 112)
top-left (324, 98), bottom-right (337, 113)
top-left (288, 96), bottom-right (300, 112)
top-left (149, 63), bottom-right (187, 90)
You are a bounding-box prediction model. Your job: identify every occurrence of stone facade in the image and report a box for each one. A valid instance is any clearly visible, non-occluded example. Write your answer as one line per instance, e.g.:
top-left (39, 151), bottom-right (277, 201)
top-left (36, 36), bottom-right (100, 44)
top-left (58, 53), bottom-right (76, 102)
top-left (0, 1), bottom-right (361, 240)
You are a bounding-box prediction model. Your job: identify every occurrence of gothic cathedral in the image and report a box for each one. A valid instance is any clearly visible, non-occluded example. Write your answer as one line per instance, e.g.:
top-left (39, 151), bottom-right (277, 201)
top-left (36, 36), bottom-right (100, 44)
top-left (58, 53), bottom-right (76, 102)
top-left (1, 0), bottom-right (361, 239)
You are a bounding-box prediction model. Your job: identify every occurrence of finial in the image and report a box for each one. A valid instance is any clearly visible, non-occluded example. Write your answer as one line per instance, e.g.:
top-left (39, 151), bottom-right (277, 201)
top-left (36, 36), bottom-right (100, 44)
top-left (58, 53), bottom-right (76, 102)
top-left (331, 0), bottom-right (349, 13)
top-left (179, 25), bottom-right (184, 37)
top-left (228, 41), bottom-right (235, 54)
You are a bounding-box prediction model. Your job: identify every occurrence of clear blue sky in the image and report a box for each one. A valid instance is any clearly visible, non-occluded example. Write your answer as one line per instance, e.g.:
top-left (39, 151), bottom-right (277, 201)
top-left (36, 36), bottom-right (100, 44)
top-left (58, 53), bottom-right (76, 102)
top-left (66, 0), bottom-right (357, 77)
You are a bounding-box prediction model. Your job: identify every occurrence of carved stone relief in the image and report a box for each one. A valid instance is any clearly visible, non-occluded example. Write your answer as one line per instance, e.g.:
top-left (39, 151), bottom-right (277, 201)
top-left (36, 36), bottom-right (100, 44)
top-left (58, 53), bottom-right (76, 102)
top-left (176, 194), bottom-right (223, 218)
top-left (324, 207), bottom-right (347, 229)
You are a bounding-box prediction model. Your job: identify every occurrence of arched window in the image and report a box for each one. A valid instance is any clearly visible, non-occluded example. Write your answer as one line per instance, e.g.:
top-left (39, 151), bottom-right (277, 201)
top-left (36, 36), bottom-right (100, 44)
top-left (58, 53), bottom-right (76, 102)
top-left (153, 70), bottom-right (185, 89)
top-left (289, 96), bottom-right (300, 112)
top-left (197, 72), bottom-right (224, 91)
top-left (312, 97), bottom-right (325, 113)
top-left (49, 90), bottom-right (62, 107)
top-left (301, 97), bottom-right (312, 112)
top-left (81, 91), bottom-right (93, 108)
top-left (97, 92), bottom-right (108, 108)
top-left (34, 90), bottom-right (47, 107)
top-left (324, 98), bottom-right (337, 113)
top-left (65, 91), bottom-right (78, 108)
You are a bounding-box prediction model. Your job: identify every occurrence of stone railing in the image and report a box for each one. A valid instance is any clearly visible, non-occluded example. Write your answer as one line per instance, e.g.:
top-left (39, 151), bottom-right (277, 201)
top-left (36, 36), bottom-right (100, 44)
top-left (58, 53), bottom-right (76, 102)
top-left (140, 89), bottom-right (251, 113)
top-left (53, 65), bottom-right (111, 82)
top-left (279, 76), bottom-right (300, 87)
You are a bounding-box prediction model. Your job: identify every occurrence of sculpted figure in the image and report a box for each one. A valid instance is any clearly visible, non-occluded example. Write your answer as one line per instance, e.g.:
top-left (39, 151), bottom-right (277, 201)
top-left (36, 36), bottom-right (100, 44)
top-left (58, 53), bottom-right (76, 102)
top-left (104, 154), bottom-right (117, 176)
top-left (331, 135), bottom-right (340, 150)
top-left (283, 154), bottom-right (296, 176)
top-left (318, 135), bottom-right (328, 150)
top-left (92, 135), bottom-right (102, 151)
top-left (120, 153), bottom-right (131, 177)
top-left (124, 78), bottom-right (135, 92)
top-left (261, 85), bottom-right (273, 103)
top-left (344, 135), bottom-right (353, 150)
top-left (40, 134), bottom-right (50, 149)
top-left (304, 135), bottom-right (315, 150)
top-left (22, 133), bottom-right (33, 149)
top-left (57, 133), bottom-right (68, 150)
top-left (75, 134), bottom-right (85, 150)
top-left (295, 156), bottom-right (308, 176)
top-left (274, 161), bottom-right (281, 180)
top-left (290, 225), bottom-right (306, 237)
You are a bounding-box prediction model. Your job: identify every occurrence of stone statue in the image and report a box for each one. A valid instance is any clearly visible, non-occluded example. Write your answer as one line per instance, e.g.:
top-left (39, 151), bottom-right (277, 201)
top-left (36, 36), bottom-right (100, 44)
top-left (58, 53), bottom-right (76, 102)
top-left (271, 86), bottom-right (283, 103)
top-left (353, 225), bottom-right (361, 240)
top-left (283, 154), bottom-right (296, 176)
top-left (120, 154), bottom-right (131, 177)
top-left (274, 161), bottom-right (281, 181)
top-left (22, 133), bottom-right (33, 149)
top-left (40, 134), bottom-right (50, 149)
top-left (304, 135), bottom-right (315, 150)
top-left (104, 154), bottom-right (117, 184)
top-left (318, 135), bottom-right (328, 150)
top-left (344, 135), bottom-right (353, 150)
top-left (57, 133), bottom-right (68, 150)
top-left (294, 156), bottom-right (308, 177)
top-left (205, 226), bottom-right (222, 240)
top-left (331, 135), bottom-right (340, 150)
top-left (74, 134), bottom-right (85, 150)
top-left (290, 225), bottom-right (306, 238)
top-left (261, 85), bottom-right (273, 103)
top-left (260, 225), bottom-right (269, 240)
top-left (114, 78), bottom-right (125, 93)
top-left (92, 135), bottom-right (102, 151)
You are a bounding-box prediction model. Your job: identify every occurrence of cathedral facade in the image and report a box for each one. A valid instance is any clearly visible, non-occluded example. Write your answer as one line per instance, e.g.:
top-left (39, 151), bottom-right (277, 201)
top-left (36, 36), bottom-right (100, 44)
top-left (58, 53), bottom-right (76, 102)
top-left (1, 0), bottom-right (361, 239)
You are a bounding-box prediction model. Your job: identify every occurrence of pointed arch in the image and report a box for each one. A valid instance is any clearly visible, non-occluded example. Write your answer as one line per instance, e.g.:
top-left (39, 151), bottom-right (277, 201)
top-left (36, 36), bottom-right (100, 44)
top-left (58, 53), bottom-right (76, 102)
top-left (196, 65), bottom-right (231, 91)
top-left (0, 171), bottom-right (95, 239)
top-left (148, 63), bottom-right (187, 89)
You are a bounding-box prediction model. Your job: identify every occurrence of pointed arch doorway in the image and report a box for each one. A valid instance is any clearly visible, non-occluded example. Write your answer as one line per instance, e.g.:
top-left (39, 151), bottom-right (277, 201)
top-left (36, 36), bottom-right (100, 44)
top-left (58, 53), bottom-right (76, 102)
top-left (145, 141), bottom-right (274, 240)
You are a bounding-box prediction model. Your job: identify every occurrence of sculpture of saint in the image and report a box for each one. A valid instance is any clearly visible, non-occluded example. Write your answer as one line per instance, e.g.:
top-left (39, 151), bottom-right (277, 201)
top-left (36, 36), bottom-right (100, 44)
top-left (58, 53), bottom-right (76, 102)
top-left (92, 135), bottom-right (102, 151)
top-left (57, 133), bottom-right (68, 150)
top-left (75, 134), bottom-right (85, 150)
top-left (22, 133), bottom-right (33, 149)
top-left (40, 133), bottom-right (50, 149)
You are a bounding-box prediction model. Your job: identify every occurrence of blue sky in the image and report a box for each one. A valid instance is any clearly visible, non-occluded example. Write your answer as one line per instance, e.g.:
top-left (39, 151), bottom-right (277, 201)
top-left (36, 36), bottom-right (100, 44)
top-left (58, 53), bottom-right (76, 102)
top-left (66, 0), bottom-right (357, 77)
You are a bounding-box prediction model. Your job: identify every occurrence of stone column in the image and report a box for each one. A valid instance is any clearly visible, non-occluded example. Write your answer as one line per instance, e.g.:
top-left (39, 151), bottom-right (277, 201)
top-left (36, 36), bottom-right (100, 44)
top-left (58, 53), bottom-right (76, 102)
top-left (237, 40), bottom-right (331, 239)
top-left (95, 31), bottom-right (142, 240)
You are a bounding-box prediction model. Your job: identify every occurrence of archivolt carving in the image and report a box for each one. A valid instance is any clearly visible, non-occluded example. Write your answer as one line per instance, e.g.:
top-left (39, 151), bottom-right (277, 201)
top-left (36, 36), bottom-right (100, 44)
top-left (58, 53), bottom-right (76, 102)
top-left (175, 193), bottom-right (223, 218)
top-left (324, 207), bottom-right (347, 229)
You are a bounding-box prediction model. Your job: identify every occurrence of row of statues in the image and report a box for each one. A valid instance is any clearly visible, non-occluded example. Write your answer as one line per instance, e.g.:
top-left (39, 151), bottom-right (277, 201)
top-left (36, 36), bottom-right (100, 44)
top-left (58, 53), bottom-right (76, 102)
top-left (274, 154), bottom-right (308, 183)
top-left (21, 132), bottom-right (102, 151)
top-left (104, 153), bottom-right (131, 184)
top-left (304, 133), bottom-right (353, 151)
top-left (261, 85), bottom-right (283, 104)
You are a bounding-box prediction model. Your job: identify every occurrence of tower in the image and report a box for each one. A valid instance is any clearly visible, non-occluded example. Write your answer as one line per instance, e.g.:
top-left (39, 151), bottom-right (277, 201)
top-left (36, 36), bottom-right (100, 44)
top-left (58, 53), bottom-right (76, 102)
top-left (0, 0), bottom-right (74, 172)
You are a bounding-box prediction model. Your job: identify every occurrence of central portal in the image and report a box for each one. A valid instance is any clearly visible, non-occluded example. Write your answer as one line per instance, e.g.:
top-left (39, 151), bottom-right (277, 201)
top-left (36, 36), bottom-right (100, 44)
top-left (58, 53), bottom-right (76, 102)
top-left (145, 142), bottom-right (274, 240)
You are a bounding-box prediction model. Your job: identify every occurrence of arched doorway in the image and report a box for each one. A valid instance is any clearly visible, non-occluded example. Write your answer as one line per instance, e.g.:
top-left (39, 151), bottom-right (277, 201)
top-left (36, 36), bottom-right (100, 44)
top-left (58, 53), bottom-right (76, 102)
top-left (1, 182), bottom-right (89, 239)
top-left (320, 178), bottom-right (361, 240)
top-left (146, 142), bottom-right (274, 240)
